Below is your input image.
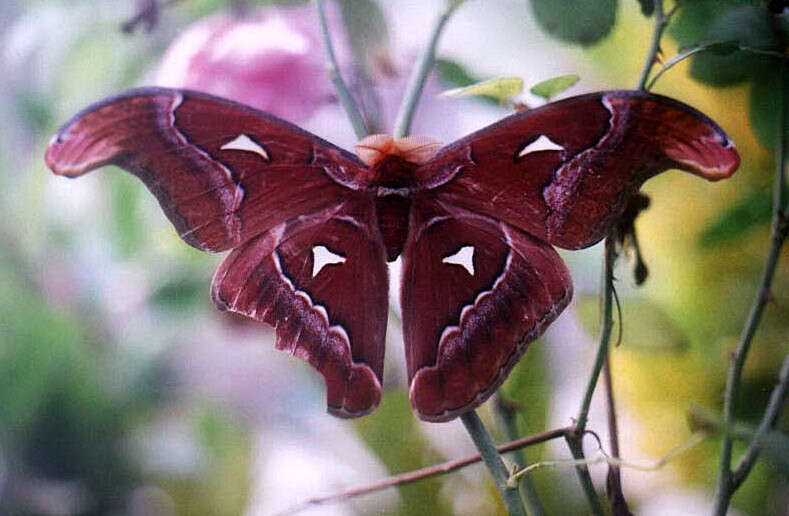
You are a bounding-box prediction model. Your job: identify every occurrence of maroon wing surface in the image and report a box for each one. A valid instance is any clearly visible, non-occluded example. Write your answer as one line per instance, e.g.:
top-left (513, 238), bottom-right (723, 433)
top-left (44, 87), bottom-right (366, 252)
top-left (211, 199), bottom-right (389, 417)
top-left (401, 200), bottom-right (572, 421)
top-left (415, 90), bottom-right (740, 250)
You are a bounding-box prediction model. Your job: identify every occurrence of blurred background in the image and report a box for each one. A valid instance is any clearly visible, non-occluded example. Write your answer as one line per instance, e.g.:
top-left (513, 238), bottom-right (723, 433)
top-left (1, 0), bottom-right (787, 514)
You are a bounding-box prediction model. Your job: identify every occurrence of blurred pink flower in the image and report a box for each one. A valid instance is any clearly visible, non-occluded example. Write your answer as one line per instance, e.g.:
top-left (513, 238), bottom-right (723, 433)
top-left (156, 5), bottom-right (350, 123)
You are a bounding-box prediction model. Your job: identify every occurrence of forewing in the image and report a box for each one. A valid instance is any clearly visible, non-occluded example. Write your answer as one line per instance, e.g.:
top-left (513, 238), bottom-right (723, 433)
top-left (401, 200), bottom-right (572, 422)
top-left (44, 87), bottom-right (366, 252)
top-left (416, 90), bottom-right (740, 249)
top-left (211, 199), bottom-right (388, 417)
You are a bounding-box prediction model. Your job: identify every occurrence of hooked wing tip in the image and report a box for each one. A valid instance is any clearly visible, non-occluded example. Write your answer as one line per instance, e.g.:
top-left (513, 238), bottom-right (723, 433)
top-left (665, 134), bottom-right (740, 181)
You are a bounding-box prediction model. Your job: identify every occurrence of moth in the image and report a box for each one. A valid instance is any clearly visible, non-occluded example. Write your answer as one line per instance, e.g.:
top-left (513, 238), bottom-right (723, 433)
top-left (45, 88), bottom-right (739, 421)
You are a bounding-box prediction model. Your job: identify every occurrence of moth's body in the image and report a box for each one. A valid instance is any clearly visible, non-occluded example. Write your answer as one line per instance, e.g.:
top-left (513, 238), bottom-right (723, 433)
top-left (45, 87), bottom-right (739, 421)
top-left (363, 153), bottom-right (419, 262)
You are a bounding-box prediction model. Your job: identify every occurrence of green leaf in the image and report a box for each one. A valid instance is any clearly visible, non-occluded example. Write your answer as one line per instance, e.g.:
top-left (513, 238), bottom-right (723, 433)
top-left (749, 67), bottom-right (789, 150)
top-left (530, 0), bottom-right (617, 46)
top-left (669, 0), bottom-right (752, 48)
top-left (441, 77), bottom-right (524, 103)
top-left (687, 5), bottom-right (777, 86)
top-left (530, 74), bottom-right (580, 99)
top-left (435, 58), bottom-right (481, 88)
top-left (699, 188), bottom-right (773, 246)
top-left (435, 59), bottom-right (500, 105)
top-left (637, 0), bottom-right (655, 16)
top-left (150, 274), bottom-right (205, 311)
top-left (353, 389), bottom-right (451, 515)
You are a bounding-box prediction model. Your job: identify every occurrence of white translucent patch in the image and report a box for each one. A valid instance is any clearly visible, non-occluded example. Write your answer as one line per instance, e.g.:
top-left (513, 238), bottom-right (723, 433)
top-left (220, 134), bottom-right (269, 160)
top-left (442, 246), bottom-right (475, 276)
top-left (312, 246), bottom-right (346, 277)
top-left (517, 134), bottom-right (565, 157)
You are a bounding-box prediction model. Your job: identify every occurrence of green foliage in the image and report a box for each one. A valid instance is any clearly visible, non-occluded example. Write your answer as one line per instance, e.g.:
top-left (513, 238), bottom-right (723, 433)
top-left (669, 1), bottom-right (788, 149)
top-left (353, 389), bottom-right (451, 515)
top-left (0, 253), bottom-right (138, 514)
top-left (442, 77), bottom-right (524, 103)
top-left (109, 172), bottom-right (144, 258)
top-left (750, 69), bottom-right (789, 150)
top-left (637, 0), bottom-right (655, 16)
top-left (435, 58), bottom-right (500, 105)
top-left (699, 188), bottom-right (774, 247)
top-left (151, 274), bottom-right (206, 311)
top-left (575, 295), bottom-right (687, 352)
top-left (688, 6), bottom-right (776, 86)
top-left (530, 74), bottom-right (580, 100)
top-left (529, 0), bottom-right (618, 46)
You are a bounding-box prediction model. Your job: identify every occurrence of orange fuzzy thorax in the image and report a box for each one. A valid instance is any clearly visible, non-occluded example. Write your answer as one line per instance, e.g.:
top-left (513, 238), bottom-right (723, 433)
top-left (354, 134), bottom-right (442, 167)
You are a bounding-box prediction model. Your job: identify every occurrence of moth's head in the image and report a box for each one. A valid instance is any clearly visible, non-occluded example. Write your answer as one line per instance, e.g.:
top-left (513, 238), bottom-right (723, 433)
top-left (354, 134), bottom-right (442, 167)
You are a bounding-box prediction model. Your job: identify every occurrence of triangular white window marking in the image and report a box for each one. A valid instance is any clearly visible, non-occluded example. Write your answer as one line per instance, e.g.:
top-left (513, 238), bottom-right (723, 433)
top-left (517, 134), bottom-right (565, 158)
top-left (312, 245), bottom-right (346, 277)
top-left (442, 246), bottom-right (475, 276)
top-left (220, 134), bottom-right (270, 160)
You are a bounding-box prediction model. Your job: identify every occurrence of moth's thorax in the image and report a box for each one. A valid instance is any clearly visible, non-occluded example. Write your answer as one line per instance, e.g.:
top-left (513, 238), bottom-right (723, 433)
top-left (354, 134), bottom-right (441, 191)
top-left (370, 154), bottom-right (419, 191)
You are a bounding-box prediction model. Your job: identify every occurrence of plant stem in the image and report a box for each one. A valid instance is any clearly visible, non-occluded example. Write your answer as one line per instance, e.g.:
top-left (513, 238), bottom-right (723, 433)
top-left (392, 0), bottom-right (466, 138)
top-left (564, 238), bottom-right (615, 515)
top-left (315, 0), bottom-right (368, 138)
top-left (637, 0), bottom-right (667, 91)
top-left (460, 411), bottom-right (527, 516)
top-left (564, 434), bottom-right (605, 516)
top-left (277, 426), bottom-right (569, 515)
top-left (603, 353), bottom-right (633, 515)
top-left (712, 60), bottom-right (788, 516)
top-left (494, 395), bottom-right (546, 516)
top-left (574, 239), bottom-right (616, 435)
top-left (731, 354), bottom-right (789, 487)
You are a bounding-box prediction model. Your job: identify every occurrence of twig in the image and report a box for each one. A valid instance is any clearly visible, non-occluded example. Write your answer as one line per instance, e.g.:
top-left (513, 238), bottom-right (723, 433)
top-left (315, 0), bottom-right (368, 138)
top-left (603, 354), bottom-right (632, 515)
top-left (276, 426), bottom-right (569, 515)
top-left (392, 0), bottom-right (466, 138)
top-left (512, 431), bottom-right (707, 480)
top-left (712, 60), bottom-right (788, 516)
top-left (494, 394), bottom-right (546, 516)
top-left (460, 411), bottom-right (527, 516)
top-left (574, 239), bottom-right (616, 435)
top-left (637, 0), bottom-right (669, 90)
top-left (731, 354), bottom-right (789, 488)
top-left (563, 238), bottom-right (616, 516)
top-left (646, 42), bottom-right (789, 90)
top-left (564, 434), bottom-right (605, 516)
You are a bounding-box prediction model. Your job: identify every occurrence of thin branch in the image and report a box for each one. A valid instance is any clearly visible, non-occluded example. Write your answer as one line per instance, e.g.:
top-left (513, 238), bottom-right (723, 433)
top-left (574, 239), bottom-right (616, 435)
top-left (732, 354), bottom-right (789, 488)
top-left (512, 432), bottom-right (707, 480)
top-left (276, 426), bottom-right (569, 515)
top-left (460, 411), bottom-right (527, 516)
top-left (392, 0), bottom-right (466, 138)
top-left (646, 41), bottom-right (788, 90)
top-left (713, 59), bottom-right (788, 516)
top-left (563, 238), bottom-right (616, 516)
top-left (564, 434), bottom-right (605, 516)
top-left (637, 0), bottom-right (668, 90)
top-left (494, 394), bottom-right (546, 516)
top-left (603, 354), bottom-right (632, 515)
top-left (315, 0), bottom-right (368, 138)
